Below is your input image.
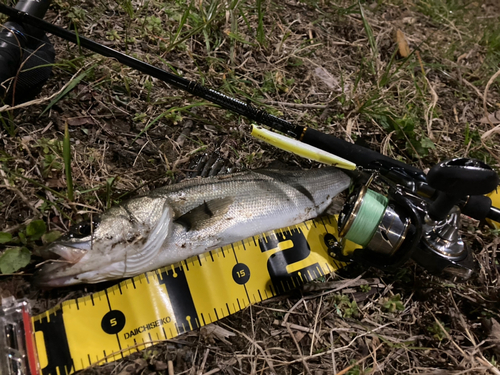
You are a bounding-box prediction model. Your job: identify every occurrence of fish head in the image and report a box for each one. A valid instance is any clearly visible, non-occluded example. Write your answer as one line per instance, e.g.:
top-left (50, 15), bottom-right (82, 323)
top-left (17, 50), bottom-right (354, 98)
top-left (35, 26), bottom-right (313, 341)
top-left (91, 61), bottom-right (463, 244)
top-left (35, 197), bottom-right (172, 287)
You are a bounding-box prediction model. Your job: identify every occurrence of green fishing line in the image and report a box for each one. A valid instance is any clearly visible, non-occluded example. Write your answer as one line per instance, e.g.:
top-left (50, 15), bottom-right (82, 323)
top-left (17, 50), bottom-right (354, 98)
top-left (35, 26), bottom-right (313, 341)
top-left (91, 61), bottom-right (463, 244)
top-left (345, 189), bottom-right (388, 247)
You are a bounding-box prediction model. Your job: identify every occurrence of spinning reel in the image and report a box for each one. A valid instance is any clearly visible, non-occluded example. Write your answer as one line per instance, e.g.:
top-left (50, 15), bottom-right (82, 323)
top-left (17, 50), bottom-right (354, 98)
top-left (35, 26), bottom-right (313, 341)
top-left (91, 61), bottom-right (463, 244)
top-left (332, 158), bottom-right (499, 281)
top-left (2, 1), bottom-right (500, 282)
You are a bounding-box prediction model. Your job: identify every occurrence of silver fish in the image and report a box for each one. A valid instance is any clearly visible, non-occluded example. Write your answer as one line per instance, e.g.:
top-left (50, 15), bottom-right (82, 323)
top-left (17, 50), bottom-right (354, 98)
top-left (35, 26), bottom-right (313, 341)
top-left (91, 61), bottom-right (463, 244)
top-left (36, 168), bottom-right (350, 287)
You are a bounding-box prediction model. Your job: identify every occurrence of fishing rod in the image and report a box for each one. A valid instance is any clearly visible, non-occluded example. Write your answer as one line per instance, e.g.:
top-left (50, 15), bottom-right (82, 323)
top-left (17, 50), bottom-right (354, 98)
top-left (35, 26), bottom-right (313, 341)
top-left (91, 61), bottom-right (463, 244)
top-left (0, 2), bottom-right (498, 219)
top-left (0, 3), bottom-right (425, 176)
top-left (1, 2), bottom-right (500, 281)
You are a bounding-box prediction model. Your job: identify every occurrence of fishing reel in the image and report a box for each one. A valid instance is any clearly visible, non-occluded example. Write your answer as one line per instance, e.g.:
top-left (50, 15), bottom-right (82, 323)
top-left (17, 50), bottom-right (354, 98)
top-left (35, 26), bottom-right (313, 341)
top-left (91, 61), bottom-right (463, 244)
top-left (0, 0), bottom-right (54, 104)
top-left (331, 158), bottom-right (499, 282)
top-left (1, 0), bottom-right (499, 282)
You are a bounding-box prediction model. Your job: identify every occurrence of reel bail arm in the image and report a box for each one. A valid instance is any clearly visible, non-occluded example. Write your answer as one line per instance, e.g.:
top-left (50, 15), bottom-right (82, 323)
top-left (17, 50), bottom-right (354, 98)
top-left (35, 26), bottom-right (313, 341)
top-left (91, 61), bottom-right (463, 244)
top-left (334, 158), bottom-right (499, 281)
top-left (332, 184), bottom-right (424, 271)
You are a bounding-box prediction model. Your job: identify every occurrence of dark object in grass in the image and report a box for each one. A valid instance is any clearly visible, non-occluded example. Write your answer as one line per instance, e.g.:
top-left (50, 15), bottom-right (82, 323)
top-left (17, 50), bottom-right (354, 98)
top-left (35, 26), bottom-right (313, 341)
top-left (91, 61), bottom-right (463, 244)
top-left (0, 0), bottom-right (54, 105)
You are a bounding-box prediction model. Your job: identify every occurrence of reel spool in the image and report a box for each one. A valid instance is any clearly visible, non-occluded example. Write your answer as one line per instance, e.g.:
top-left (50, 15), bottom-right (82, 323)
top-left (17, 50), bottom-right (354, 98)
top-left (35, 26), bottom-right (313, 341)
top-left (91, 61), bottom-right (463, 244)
top-left (338, 186), bottom-right (410, 257)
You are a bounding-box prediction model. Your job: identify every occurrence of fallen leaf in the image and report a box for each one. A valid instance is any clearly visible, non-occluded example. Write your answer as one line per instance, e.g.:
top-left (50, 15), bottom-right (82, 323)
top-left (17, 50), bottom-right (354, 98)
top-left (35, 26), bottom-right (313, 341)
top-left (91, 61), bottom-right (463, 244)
top-left (117, 359), bottom-right (147, 375)
top-left (489, 318), bottom-right (500, 340)
top-left (314, 66), bottom-right (339, 90)
top-left (292, 330), bottom-right (307, 342)
top-left (479, 110), bottom-right (500, 124)
top-left (396, 29), bottom-right (411, 58)
top-left (66, 116), bottom-right (95, 126)
top-left (487, 318), bottom-right (500, 358)
top-left (201, 324), bottom-right (235, 345)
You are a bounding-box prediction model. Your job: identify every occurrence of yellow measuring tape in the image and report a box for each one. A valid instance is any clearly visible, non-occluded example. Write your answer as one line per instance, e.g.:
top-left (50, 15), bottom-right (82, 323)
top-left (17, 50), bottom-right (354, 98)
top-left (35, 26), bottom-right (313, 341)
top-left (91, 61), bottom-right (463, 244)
top-left (31, 215), bottom-right (355, 375)
top-left (487, 189), bottom-right (500, 229)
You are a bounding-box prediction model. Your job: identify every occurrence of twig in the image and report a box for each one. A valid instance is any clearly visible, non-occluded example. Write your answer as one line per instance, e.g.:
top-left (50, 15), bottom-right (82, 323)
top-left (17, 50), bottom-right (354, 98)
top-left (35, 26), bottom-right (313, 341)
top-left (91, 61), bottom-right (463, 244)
top-left (196, 348), bottom-right (210, 375)
top-left (476, 357), bottom-right (500, 375)
top-left (1, 219), bottom-right (33, 233)
top-left (481, 124), bottom-right (500, 141)
top-left (480, 138), bottom-right (500, 164)
top-left (11, 42), bottom-right (46, 106)
top-left (250, 304), bottom-right (257, 374)
top-left (286, 323), bottom-right (312, 375)
top-left (283, 323), bottom-right (393, 366)
top-left (0, 68), bottom-right (85, 112)
top-left (0, 167), bottom-right (40, 216)
top-left (448, 292), bottom-right (500, 375)
top-left (462, 77), bottom-right (490, 104)
top-left (220, 322), bottom-right (276, 374)
top-left (427, 308), bottom-right (499, 374)
top-left (424, 76), bottom-right (438, 141)
top-left (331, 330), bottom-right (337, 375)
top-left (201, 368), bottom-right (221, 375)
top-left (337, 345), bottom-right (383, 375)
top-left (483, 67), bottom-right (500, 129)
top-left (429, 310), bottom-right (469, 358)
top-left (309, 295), bottom-right (323, 356)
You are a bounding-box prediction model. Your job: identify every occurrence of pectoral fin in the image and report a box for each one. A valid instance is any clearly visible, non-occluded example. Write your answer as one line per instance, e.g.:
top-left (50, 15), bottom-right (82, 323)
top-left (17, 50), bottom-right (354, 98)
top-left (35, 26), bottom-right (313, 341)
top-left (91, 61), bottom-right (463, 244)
top-left (175, 197), bottom-right (234, 231)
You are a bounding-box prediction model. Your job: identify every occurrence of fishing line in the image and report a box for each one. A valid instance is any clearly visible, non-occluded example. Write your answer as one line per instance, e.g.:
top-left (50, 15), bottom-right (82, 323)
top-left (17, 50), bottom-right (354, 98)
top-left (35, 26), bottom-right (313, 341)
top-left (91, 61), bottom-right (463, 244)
top-left (342, 188), bottom-right (388, 247)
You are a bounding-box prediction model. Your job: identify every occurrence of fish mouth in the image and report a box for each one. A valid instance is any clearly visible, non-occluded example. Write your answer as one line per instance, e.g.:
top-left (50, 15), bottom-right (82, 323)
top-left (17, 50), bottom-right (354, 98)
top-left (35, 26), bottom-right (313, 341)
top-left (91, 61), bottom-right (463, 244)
top-left (34, 262), bottom-right (82, 288)
top-left (34, 241), bottom-right (91, 287)
top-left (45, 242), bottom-right (89, 262)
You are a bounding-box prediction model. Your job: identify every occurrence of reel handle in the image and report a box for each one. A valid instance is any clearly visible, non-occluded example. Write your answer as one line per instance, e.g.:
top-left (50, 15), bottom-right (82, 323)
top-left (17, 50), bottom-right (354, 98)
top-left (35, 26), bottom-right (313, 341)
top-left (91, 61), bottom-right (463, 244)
top-left (427, 158), bottom-right (499, 221)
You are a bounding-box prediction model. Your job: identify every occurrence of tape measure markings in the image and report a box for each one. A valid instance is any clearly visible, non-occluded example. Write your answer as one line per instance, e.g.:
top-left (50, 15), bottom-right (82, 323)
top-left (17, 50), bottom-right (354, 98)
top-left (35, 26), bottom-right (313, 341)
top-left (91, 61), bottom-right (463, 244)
top-left (230, 242), bottom-right (253, 308)
top-left (103, 288), bottom-right (124, 360)
top-left (32, 215), bottom-right (354, 375)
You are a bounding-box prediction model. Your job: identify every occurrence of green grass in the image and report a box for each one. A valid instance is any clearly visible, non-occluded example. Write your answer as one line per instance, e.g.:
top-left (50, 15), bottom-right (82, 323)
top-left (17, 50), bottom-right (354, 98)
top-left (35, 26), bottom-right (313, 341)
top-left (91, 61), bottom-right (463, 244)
top-left (63, 123), bottom-right (74, 202)
top-left (1, 0), bottom-right (500, 372)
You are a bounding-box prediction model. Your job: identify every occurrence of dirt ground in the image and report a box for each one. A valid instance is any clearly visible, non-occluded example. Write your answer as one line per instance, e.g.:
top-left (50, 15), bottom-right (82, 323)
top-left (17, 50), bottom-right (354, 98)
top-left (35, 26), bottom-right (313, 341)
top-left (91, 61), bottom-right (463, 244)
top-left (1, 0), bottom-right (500, 374)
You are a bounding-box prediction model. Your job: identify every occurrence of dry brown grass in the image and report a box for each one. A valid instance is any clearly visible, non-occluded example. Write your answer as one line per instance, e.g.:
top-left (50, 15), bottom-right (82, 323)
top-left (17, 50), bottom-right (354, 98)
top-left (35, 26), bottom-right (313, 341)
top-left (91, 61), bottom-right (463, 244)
top-left (1, 0), bottom-right (500, 374)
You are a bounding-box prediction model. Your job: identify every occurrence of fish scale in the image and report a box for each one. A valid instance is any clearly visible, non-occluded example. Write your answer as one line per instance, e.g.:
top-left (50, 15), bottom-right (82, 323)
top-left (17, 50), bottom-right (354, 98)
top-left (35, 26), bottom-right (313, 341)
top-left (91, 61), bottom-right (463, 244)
top-left (36, 167), bottom-right (351, 286)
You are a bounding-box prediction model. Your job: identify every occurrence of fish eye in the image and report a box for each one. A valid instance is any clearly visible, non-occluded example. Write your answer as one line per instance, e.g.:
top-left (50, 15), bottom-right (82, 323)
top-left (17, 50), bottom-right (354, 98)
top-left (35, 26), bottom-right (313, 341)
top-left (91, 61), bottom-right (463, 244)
top-left (70, 219), bottom-right (99, 238)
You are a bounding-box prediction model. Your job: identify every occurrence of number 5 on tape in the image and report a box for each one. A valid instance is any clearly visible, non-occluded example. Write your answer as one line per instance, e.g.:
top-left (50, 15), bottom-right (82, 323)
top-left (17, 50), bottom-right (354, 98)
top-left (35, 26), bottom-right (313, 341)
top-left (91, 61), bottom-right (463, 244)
top-left (32, 215), bottom-right (352, 375)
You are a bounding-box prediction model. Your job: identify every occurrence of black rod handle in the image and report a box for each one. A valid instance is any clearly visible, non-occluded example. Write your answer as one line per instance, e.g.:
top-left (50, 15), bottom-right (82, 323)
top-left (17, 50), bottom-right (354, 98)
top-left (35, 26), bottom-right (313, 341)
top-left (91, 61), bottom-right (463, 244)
top-left (301, 127), bottom-right (426, 181)
top-left (2, 2), bottom-right (500, 225)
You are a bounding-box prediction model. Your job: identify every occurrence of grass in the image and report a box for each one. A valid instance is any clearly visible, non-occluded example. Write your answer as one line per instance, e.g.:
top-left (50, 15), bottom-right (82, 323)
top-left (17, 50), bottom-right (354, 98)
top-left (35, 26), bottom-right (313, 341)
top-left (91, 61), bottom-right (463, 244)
top-left (1, 0), bottom-right (500, 373)
top-left (63, 123), bottom-right (74, 202)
